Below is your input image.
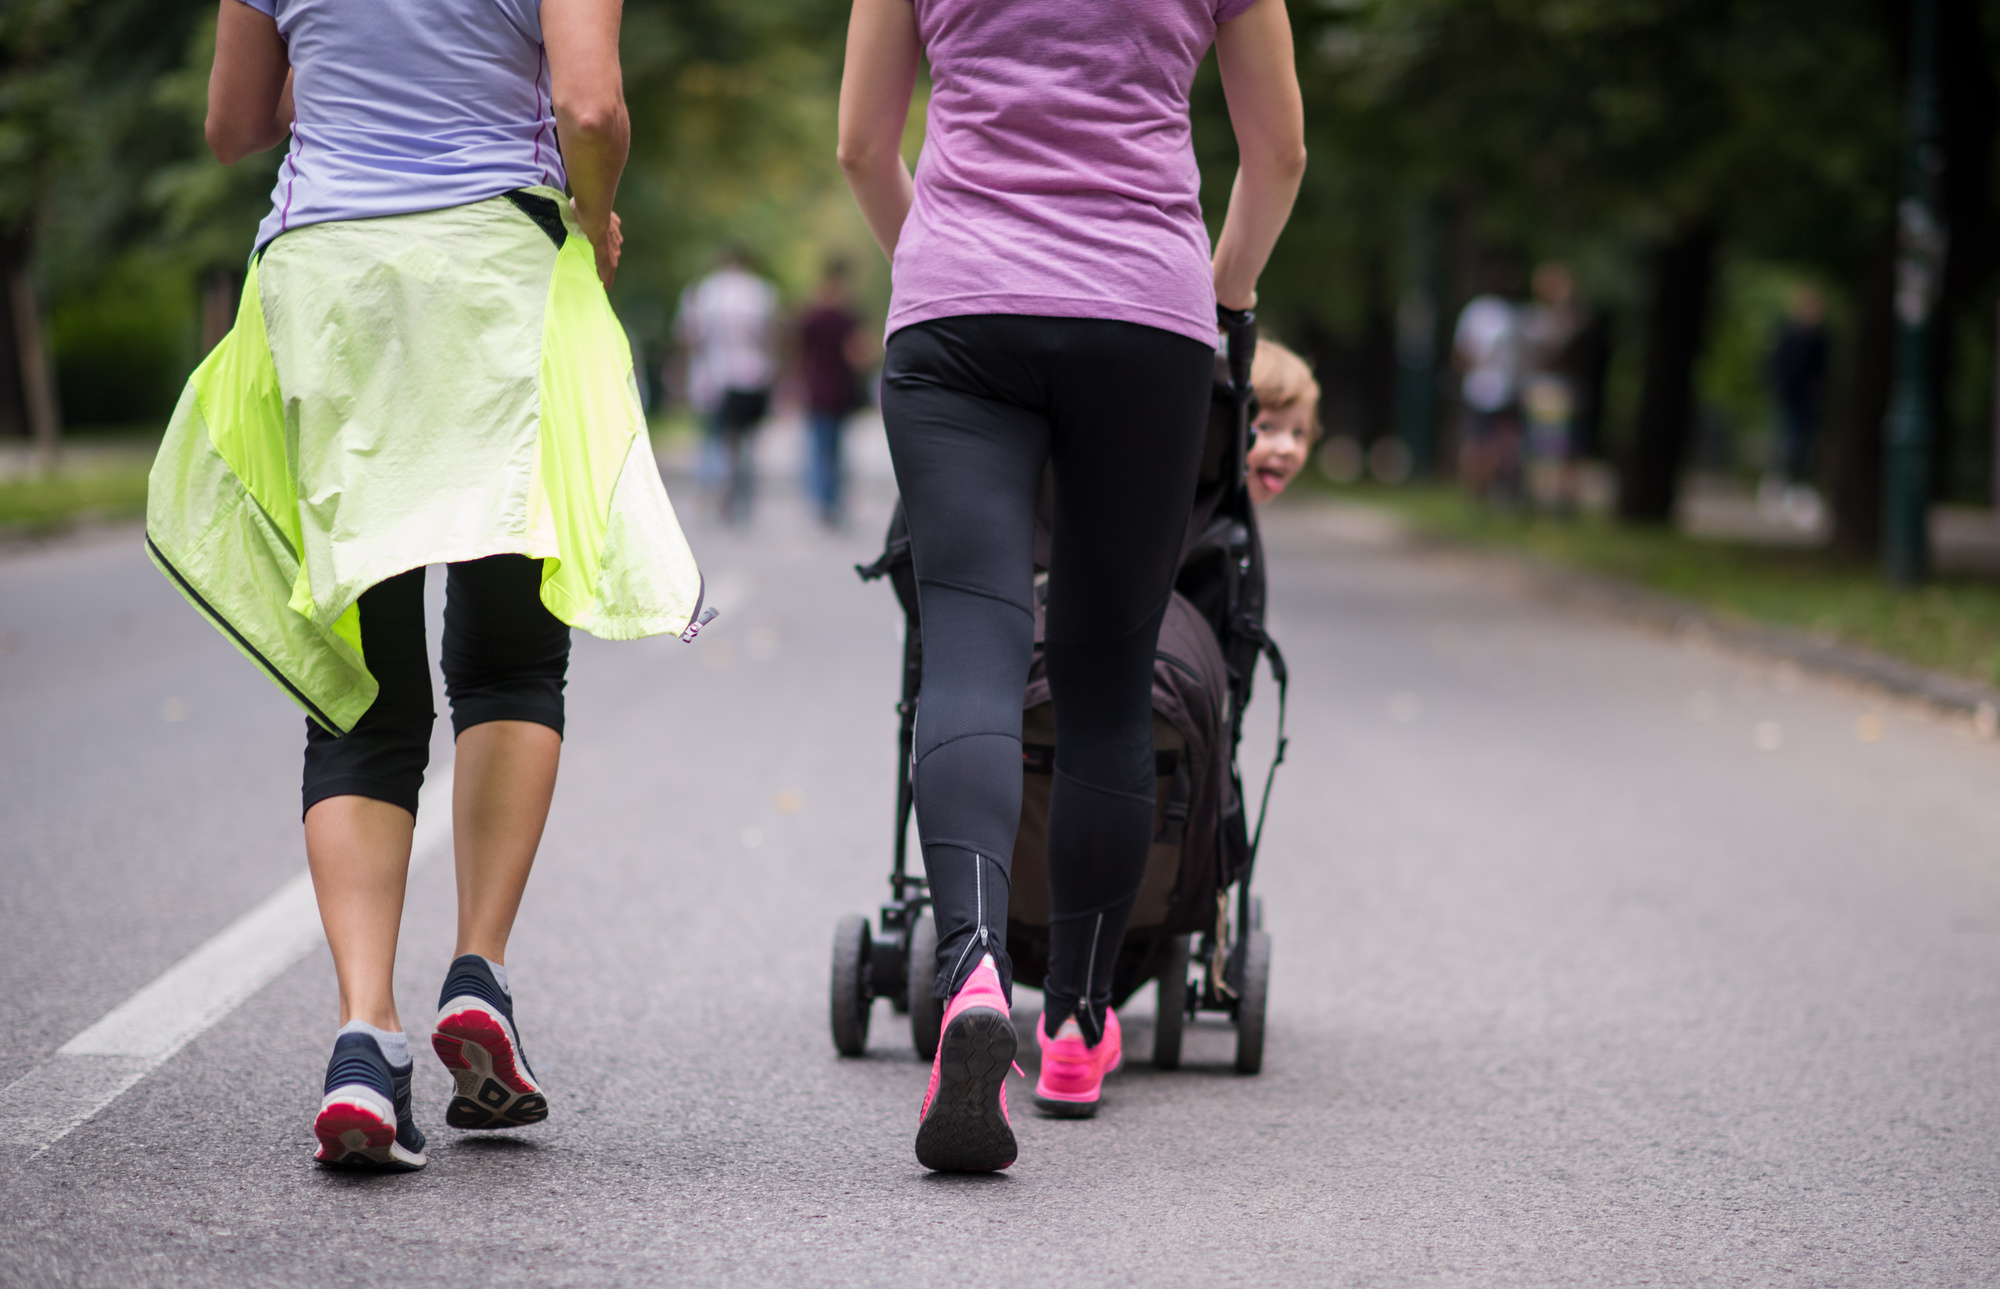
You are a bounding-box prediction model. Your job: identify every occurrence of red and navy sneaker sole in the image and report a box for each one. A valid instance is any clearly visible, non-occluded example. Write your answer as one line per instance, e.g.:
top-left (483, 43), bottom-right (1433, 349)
top-left (313, 1090), bottom-right (426, 1171)
top-left (915, 1006), bottom-right (1018, 1173)
top-left (432, 1001), bottom-right (547, 1130)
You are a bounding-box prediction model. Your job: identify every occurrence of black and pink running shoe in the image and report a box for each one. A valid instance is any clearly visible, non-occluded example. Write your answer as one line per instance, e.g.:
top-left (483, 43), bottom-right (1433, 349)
top-left (1033, 1006), bottom-right (1122, 1118)
top-left (431, 955), bottom-right (548, 1130)
top-left (914, 953), bottom-right (1019, 1172)
top-left (313, 1031), bottom-right (427, 1171)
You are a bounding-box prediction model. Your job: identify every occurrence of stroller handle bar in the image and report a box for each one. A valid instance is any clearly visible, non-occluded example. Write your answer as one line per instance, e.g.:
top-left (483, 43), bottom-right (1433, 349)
top-left (1218, 304), bottom-right (1257, 496)
top-left (1218, 303), bottom-right (1257, 395)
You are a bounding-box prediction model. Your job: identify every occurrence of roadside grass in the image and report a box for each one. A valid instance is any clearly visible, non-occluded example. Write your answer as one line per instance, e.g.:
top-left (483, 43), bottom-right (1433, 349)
top-left (0, 466), bottom-right (152, 528)
top-left (0, 427), bottom-right (160, 531)
top-left (3, 410), bottom-right (695, 535)
top-left (1314, 480), bottom-right (2000, 688)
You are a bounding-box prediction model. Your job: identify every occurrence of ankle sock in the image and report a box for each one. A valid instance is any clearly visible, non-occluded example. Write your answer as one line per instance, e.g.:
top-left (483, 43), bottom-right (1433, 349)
top-left (479, 956), bottom-right (509, 995)
top-left (337, 1020), bottom-right (411, 1068)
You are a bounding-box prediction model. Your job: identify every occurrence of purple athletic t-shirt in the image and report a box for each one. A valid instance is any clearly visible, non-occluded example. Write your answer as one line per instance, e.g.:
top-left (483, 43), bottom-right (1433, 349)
top-left (887, 0), bottom-right (1262, 349)
top-left (239, 0), bottom-right (565, 247)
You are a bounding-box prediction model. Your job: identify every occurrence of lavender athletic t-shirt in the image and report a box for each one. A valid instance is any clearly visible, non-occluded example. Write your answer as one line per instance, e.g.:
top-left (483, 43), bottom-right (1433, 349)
top-left (240, 0), bottom-right (565, 248)
top-left (888, 0), bottom-right (1261, 349)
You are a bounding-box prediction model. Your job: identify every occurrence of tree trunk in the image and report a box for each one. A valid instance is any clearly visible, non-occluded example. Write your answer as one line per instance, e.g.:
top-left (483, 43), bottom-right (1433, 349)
top-left (1861, 0), bottom-right (2000, 513)
top-left (1360, 253), bottom-right (1396, 445)
top-left (1830, 232), bottom-right (1898, 555)
top-left (1618, 224), bottom-right (1717, 525)
top-left (4, 231), bottom-right (61, 474)
top-left (200, 268), bottom-right (243, 356)
top-left (1931, 0), bottom-right (2000, 501)
top-left (0, 253), bottom-right (24, 440)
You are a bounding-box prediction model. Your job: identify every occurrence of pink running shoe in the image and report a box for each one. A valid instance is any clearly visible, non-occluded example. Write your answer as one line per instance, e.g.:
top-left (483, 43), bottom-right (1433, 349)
top-left (1033, 1006), bottom-right (1122, 1118)
top-left (915, 954), bottom-right (1018, 1172)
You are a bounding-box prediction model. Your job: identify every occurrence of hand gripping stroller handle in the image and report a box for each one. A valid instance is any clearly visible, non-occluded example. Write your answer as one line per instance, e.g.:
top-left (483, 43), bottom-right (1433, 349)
top-left (1218, 304), bottom-right (1258, 496)
top-left (1219, 303), bottom-right (1257, 396)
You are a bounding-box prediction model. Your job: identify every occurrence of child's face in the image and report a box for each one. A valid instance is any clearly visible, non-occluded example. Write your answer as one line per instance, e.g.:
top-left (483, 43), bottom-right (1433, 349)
top-left (1248, 402), bottom-right (1313, 503)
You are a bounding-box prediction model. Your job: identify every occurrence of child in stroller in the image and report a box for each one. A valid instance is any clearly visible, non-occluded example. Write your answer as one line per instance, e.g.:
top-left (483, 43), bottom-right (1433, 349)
top-left (1244, 337), bottom-right (1322, 504)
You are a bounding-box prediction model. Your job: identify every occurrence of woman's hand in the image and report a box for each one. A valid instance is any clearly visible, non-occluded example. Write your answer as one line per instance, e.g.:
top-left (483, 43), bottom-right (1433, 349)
top-left (545, 0), bottom-right (629, 290)
top-left (1211, 0), bottom-right (1306, 311)
top-left (206, 0), bottom-right (292, 164)
top-left (837, 0), bottom-right (922, 261)
top-left (574, 201), bottom-right (623, 289)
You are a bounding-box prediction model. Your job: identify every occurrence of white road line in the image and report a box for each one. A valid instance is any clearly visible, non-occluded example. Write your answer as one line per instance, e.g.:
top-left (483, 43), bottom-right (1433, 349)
top-left (0, 764), bottom-right (456, 1157)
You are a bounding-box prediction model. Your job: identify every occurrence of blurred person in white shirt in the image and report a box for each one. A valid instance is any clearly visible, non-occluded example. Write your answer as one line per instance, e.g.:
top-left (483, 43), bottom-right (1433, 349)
top-left (1453, 292), bottom-right (1523, 504)
top-left (676, 247), bottom-right (779, 525)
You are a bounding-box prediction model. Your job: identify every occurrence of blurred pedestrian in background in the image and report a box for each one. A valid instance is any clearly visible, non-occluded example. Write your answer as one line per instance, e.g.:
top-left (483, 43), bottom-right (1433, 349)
top-left (797, 257), bottom-right (868, 528)
top-left (1246, 337), bottom-right (1321, 503)
top-left (1763, 283), bottom-right (1828, 528)
top-left (1520, 262), bottom-right (1582, 512)
top-left (1453, 288), bottom-right (1524, 504)
top-left (676, 247), bottom-right (779, 526)
top-left (839, 0), bottom-right (1303, 1173)
top-left (156, 0), bottom-right (702, 1173)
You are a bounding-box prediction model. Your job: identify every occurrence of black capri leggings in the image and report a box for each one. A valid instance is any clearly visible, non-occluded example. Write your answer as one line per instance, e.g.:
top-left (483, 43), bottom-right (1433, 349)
top-left (302, 554), bottom-right (570, 818)
top-left (883, 314), bottom-right (1211, 1041)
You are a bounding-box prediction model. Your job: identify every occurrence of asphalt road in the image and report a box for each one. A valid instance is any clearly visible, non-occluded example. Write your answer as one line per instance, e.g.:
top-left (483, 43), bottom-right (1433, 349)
top-left (2, 420), bottom-right (1997, 1287)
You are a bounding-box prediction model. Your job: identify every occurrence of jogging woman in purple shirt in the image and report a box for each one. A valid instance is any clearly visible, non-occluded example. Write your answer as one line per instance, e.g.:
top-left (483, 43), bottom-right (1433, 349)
top-left (839, 0), bottom-right (1304, 1171)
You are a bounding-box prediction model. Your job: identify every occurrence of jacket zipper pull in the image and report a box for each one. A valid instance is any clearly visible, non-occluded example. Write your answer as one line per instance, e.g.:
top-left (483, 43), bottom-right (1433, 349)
top-left (679, 607), bottom-right (719, 644)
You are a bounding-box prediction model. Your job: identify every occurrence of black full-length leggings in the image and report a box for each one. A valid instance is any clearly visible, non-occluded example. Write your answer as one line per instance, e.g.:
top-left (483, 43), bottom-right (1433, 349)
top-left (301, 554), bottom-right (571, 818)
top-left (883, 314), bottom-right (1211, 1042)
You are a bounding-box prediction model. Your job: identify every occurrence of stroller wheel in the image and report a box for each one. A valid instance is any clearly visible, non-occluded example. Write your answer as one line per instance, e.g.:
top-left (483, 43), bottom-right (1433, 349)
top-left (907, 910), bottom-right (942, 1061)
top-left (1153, 935), bottom-right (1191, 1069)
top-left (1233, 929), bottom-right (1271, 1075)
top-left (830, 914), bottom-right (873, 1057)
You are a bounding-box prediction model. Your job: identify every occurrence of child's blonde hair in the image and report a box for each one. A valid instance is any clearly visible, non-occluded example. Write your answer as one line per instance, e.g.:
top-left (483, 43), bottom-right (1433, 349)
top-left (1251, 338), bottom-right (1322, 438)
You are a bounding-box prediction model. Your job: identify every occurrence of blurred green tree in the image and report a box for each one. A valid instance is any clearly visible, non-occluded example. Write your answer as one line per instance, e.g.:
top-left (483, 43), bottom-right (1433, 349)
top-left (4, 0), bottom-right (863, 435)
top-left (1826, 0), bottom-right (1997, 556)
top-left (1, 0), bottom-right (88, 456)
top-left (1204, 0), bottom-right (1994, 553)
top-left (146, 10), bottom-right (284, 355)
top-left (2, 0), bottom-right (211, 445)
top-left (614, 0), bottom-right (867, 389)
top-left (10, 0), bottom-right (1994, 537)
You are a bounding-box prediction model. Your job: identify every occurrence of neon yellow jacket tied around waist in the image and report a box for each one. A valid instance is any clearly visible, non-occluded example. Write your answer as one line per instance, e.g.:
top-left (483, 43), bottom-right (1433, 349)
top-left (147, 190), bottom-right (704, 734)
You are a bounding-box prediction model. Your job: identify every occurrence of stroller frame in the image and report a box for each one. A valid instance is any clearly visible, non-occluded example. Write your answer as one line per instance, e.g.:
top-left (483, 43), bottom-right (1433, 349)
top-left (831, 310), bottom-right (1288, 1074)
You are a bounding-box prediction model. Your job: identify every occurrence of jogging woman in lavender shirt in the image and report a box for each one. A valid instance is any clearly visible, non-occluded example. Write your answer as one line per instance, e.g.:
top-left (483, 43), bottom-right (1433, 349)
top-left (197, 0), bottom-right (704, 1172)
top-left (840, 0), bottom-right (1304, 1171)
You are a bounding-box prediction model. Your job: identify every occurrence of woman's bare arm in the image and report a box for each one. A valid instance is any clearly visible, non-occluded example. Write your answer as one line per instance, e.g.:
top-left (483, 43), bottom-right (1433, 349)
top-left (1211, 0), bottom-right (1307, 311)
top-left (543, 0), bottom-right (629, 288)
top-left (836, 0), bottom-right (922, 261)
top-left (206, 0), bottom-right (292, 164)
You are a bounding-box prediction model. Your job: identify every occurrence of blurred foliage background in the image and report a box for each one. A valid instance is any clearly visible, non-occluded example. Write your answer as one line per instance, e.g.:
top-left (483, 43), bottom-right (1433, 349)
top-left (3, 0), bottom-right (1997, 554)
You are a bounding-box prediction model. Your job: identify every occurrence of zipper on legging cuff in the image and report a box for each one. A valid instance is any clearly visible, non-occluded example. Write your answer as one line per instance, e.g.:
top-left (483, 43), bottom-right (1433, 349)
top-left (1078, 911), bottom-right (1104, 1039)
top-left (946, 850), bottom-right (998, 995)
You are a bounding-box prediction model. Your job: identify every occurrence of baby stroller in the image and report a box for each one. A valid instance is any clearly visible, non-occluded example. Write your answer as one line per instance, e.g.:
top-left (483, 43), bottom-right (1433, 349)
top-left (829, 312), bottom-right (1288, 1073)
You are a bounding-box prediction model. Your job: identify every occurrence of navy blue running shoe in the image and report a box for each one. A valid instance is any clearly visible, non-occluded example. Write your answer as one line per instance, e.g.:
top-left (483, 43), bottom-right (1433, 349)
top-left (314, 1031), bottom-right (427, 1170)
top-left (432, 955), bottom-right (548, 1129)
